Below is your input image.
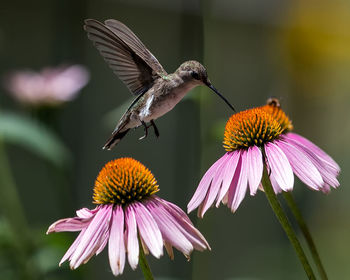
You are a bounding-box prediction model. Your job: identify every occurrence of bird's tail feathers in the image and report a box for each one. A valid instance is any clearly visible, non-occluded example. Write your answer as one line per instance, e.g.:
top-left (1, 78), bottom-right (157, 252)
top-left (103, 129), bottom-right (130, 150)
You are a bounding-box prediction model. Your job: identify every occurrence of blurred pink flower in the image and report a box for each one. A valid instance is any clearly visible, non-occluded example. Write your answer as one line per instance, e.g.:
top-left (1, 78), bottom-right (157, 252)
top-left (5, 65), bottom-right (89, 105)
top-left (188, 101), bottom-right (340, 217)
top-left (47, 158), bottom-right (209, 276)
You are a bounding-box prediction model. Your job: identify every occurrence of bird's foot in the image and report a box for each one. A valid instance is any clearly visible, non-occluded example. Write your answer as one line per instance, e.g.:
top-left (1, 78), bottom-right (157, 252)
top-left (150, 120), bottom-right (160, 138)
top-left (139, 120), bottom-right (160, 140)
top-left (139, 121), bottom-right (148, 140)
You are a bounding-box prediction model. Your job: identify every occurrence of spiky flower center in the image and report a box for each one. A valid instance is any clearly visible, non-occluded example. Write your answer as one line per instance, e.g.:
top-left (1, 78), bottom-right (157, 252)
top-left (223, 104), bottom-right (292, 151)
top-left (261, 100), bottom-right (293, 132)
top-left (93, 158), bottom-right (159, 205)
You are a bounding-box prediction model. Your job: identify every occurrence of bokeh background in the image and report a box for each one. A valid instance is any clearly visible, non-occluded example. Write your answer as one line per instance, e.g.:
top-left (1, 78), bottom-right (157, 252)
top-left (0, 0), bottom-right (349, 279)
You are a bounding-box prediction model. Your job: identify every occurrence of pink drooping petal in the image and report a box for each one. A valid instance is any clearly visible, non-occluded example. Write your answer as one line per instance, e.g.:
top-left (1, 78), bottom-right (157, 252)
top-left (73, 206), bottom-right (111, 267)
top-left (76, 207), bottom-right (99, 219)
top-left (59, 228), bottom-right (87, 266)
top-left (311, 158), bottom-right (339, 189)
top-left (246, 146), bottom-right (263, 195)
top-left (276, 140), bottom-right (324, 190)
top-left (69, 205), bottom-right (113, 269)
top-left (139, 235), bottom-right (149, 255)
top-left (198, 153), bottom-right (231, 217)
top-left (284, 137), bottom-right (340, 190)
top-left (227, 152), bottom-right (248, 212)
top-left (226, 156), bottom-right (241, 209)
top-left (268, 170), bottom-right (284, 194)
top-left (259, 166), bottom-right (283, 194)
top-left (145, 199), bottom-right (193, 256)
top-left (125, 206), bottom-right (139, 270)
top-left (265, 142), bottom-right (294, 192)
top-left (55, 208), bottom-right (107, 266)
top-left (151, 197), bottom-right (209, 253)
top-left (84, 215), bottom-right (110, 263)
top-left (47, 207), bottom-right (99, 234)
top-left (47, 217), bottom-right (92, 233)
top-left (162, 203), bottom-right (209, 252)
top-left (95, 229), bottom-right (109, 256)
top-left (108, 205), bottom-right (126, 276)
top-left (154, 196), bottom-right (192, 225)
top-left (187, 153), bottom-right (229, 213)
top-left (215, 151), bottom-right (241, 207)
top-left (132, 202), bottom-right (163, 258)
top-left (285, 133), bottom-right (340, 174)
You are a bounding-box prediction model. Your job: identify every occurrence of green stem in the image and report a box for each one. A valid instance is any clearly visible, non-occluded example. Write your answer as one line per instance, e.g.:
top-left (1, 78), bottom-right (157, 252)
top-left (262, 167), bottom-right (316, 280)
top-left (283, 192), bottom-right (328, 280)
top-left (138, 241), bottom-right (154, 280)
top-left (0, 140), bottom-right (30, 245)
top-left (0, 140), bottom-right (39, 278)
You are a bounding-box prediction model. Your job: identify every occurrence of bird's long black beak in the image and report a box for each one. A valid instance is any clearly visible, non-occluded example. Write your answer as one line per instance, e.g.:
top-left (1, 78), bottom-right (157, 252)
top-left (206, 83), bottom-right (235, 112)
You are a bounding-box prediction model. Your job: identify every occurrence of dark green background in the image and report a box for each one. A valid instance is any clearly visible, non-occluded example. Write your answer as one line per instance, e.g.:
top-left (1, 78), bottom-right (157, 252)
top-left (0, 0), bottom-right (349, 279)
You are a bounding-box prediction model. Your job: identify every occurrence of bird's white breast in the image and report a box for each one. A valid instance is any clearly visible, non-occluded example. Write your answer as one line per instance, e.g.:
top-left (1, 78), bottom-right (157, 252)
top-left (139, 94), bottom-right (154, 119)
top-left (141, 80), bottom-right (197, 123)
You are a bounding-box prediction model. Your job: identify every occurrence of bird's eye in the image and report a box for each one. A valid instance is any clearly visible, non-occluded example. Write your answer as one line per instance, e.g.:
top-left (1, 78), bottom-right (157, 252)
top-left (191, 71), bottom-right (200, 80)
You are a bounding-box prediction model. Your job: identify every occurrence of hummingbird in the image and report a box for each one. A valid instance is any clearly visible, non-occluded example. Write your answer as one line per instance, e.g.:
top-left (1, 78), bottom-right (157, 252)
top-left (84, 19), bottom-right (235, 150)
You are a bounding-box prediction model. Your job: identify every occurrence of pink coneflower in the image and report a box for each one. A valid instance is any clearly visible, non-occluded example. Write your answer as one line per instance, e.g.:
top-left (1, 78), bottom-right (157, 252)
top-left (47, 158), bottom-right (209, 277)
top-left (5, 65), bottom-right (89, 106)
top-left (188, 99), bottom-right (340, 217)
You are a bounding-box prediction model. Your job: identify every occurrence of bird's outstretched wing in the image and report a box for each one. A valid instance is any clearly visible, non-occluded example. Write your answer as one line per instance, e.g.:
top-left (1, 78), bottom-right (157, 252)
top-left (84, 19), bottom-right (167, 96)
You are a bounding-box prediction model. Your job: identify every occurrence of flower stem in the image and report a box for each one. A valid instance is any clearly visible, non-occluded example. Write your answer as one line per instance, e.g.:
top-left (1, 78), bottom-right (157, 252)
top-left (262, 167), bottom-right (316, 280)
top-left (0, 139), bottom-right (30, 246)
top-left (283, 192), bottom-right (328, 280)
top-left (138, 241), bottom-right (154, 280)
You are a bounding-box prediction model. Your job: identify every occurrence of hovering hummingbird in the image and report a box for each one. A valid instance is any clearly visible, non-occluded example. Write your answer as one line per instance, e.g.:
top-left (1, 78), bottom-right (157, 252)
top-left (84, 19), bottom-right (235, 150)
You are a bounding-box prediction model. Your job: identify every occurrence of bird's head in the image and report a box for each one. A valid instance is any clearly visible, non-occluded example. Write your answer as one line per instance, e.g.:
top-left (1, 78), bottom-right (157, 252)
top-left (176, 60), bottom-right (235, 111)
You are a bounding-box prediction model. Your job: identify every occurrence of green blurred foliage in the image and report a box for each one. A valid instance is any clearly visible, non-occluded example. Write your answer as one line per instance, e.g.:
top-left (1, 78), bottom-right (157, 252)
top-left (0, 0), bottom-right (349, 279)
top-left (0, 111), bottom-right (71, 167)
